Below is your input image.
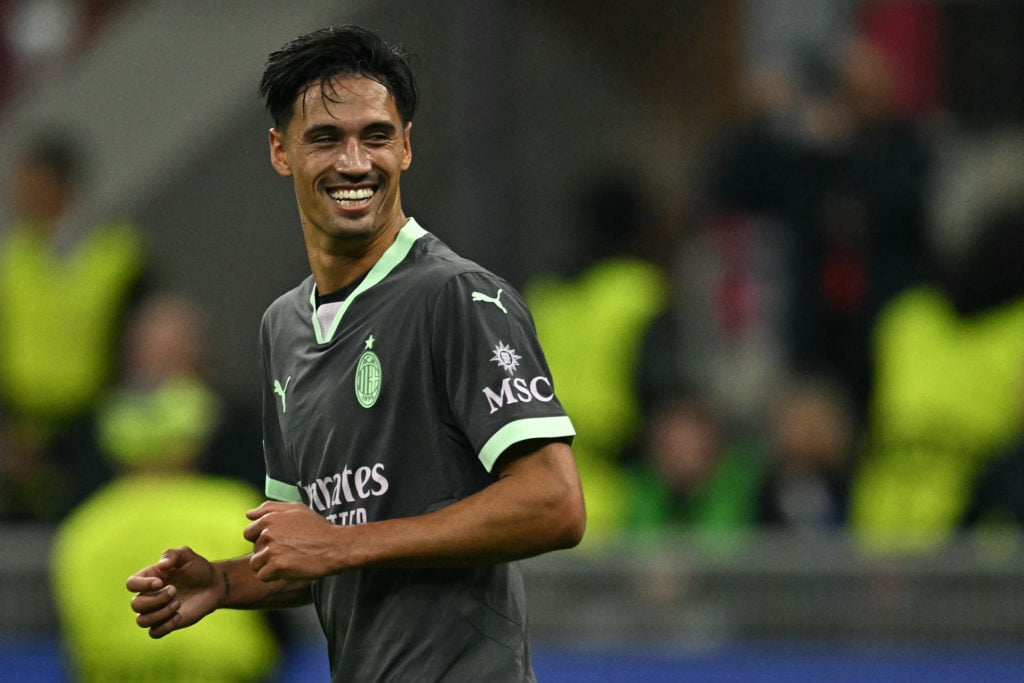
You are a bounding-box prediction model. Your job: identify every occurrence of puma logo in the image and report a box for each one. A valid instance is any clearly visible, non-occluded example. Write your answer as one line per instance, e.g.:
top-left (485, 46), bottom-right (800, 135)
top-left (471, 289), bottom-right (507, 314)
top-left (273, 377), bottom-right (292, 412)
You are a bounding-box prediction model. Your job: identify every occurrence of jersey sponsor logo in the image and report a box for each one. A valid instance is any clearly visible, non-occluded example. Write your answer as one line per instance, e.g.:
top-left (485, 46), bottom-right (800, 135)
top-left (490, 341), bottom-right (521, 375)
top-left (273, 376), bottom-right (292, 412)
top-left (482, 341), bottom-right (554, 413)
top-left (483, 375), bottom-right (555, 414)
top-left (471, 288), bottom-right (508, 314)
top-left (355, 335), bottom-right (381, 408)
top-left (301, 463), bottom-right (390, 525)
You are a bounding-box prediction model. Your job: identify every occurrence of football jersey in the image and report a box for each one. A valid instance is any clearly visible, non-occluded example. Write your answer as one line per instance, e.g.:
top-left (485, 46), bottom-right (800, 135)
top-left (260, 218), bottom-right (574, 681)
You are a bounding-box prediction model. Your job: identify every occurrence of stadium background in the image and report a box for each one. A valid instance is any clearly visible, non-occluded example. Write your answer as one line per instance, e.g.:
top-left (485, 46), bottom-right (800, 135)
top-left (2, 1), bottom-right (1024, 681)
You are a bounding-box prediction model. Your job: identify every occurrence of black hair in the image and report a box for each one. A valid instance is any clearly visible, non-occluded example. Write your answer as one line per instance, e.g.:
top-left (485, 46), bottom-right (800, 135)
top-left (258, 25), bottom-right (418, 131)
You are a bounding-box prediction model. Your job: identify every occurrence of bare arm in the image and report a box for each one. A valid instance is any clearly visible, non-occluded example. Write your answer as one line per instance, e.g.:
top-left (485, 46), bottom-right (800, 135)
top-left (126, 547), bottom-right (311, 639)
top-left (245, 439), bottom-right (586, 581)
top-left (128, 439), bottom-right (585, 636)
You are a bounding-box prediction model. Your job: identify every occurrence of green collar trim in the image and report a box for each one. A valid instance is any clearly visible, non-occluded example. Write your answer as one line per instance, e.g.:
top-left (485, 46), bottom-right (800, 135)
top-left (309, 218), bottom-right (427, 344)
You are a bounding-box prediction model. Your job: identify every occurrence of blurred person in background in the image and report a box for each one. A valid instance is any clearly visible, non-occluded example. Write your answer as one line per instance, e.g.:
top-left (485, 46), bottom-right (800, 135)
top-left (52, 292), bottom-right (268, 497)
top-left (0, 131), bottom-right (148, 521)
top-left (51, 293), bottom-right (281, 683)
top-left (850, 198), bottom-right (1024, 553)
top-left (525, 174), bottom-right (670, 542)
top-left (784, 33), bottom-right (936, 424)
top-left (623, 390), bottom-right (765, 550)
top-left (755, 373), bottom-right (854, 532)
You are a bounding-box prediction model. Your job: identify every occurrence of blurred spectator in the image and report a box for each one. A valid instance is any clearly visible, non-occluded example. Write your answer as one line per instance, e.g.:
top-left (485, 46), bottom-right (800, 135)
top-left (52, 293), bottom-right (267, 496)
top-left (0, 130), bottom-right (149, 520)
top-left (624, 393), bottom-right (765, 548)
top-left (697, 31), bottom-right (938, 428)
top-left (0, 0), bottom-right (131, 105)
top-left (785, 33), bottom-right (936, 422)
top-left (850, 199), bottom-right (1024, 553)
top-left (49, 292), bottom-right (281, 682)
top-left (525, 174), bottom-right (670, 542)
top-left (756, 373), bottom-right (855, 532)
top-left (641, 209), bottom-right (791, 435)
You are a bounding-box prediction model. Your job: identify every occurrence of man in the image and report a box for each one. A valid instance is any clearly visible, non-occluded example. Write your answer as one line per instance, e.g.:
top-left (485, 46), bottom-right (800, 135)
top-left (127, 25), bottom-right (585, 682)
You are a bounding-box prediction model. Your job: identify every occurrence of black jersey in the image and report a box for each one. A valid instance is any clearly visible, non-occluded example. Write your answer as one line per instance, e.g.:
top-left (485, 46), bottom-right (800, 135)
top-left (260, 219), bottom-right (574, 681)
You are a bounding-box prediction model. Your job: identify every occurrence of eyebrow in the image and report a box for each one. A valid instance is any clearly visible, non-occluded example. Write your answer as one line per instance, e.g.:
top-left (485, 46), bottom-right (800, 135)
top-left (301, 121), bottom-right (398, 141)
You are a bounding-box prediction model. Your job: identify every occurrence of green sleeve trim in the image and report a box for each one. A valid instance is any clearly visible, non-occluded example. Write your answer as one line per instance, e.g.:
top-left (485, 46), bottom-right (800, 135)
top-left (265, 476), bottom-right (303, 503)
top-left (479, 416), bottom-right (576, 472)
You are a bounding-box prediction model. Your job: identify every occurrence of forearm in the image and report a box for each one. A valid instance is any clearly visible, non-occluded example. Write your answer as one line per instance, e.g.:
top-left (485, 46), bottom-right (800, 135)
top-left (346, 440), bottom-right (586, 570)
top-left (214, 555), bottom-right (312, 610)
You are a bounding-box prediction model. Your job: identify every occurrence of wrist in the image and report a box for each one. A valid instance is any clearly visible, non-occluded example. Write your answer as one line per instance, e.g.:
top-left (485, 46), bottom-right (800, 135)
top-left (210, 557), bottom-right (243, 609)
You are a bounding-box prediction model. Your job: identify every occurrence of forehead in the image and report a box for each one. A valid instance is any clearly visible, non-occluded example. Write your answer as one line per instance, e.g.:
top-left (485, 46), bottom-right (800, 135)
top-left (291, 75), bottom-right (399, 130)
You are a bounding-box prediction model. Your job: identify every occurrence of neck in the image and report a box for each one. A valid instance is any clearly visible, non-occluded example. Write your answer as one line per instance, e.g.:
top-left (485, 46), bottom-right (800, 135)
top-left (306, 216), bottom-right (407, 294)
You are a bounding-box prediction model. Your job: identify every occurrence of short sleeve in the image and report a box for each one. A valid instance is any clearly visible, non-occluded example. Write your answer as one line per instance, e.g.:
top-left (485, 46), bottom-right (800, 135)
top-left (260, 319), bottom-right (302, 502)
top-left (430, 271), bottom-right (575, 471)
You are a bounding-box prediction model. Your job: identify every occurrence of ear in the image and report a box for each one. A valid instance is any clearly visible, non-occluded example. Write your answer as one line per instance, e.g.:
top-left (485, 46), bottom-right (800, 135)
top-left (268, 128), bottom-right (292, 177)
top-left (401, 122), bottom-right (412, 171)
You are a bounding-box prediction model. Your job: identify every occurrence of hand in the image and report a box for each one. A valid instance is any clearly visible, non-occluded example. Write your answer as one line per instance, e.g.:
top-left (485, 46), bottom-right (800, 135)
top-left (244, 501), bottom-right (341, 581)
top-left (126, 546), bottom-right (221, 639)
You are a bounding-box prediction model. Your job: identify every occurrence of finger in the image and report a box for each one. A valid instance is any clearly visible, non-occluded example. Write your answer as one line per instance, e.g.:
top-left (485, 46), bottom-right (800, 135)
top-left (129, 585), bottom-right (177, 615)
top-left (134, 594), bottom-right (181, 629)
top-left (126, 573), bottom-right (164, 593)
top-left (245, 501), bottom-right (277, 520)
top-left (249, 546), bottom-right (267, 574)
top-left (158, 545), bottom-right (195, 569)
top-left (144, 610), bottom-right (183, 639)
top-left (243, 516), bottom-right (266, 543)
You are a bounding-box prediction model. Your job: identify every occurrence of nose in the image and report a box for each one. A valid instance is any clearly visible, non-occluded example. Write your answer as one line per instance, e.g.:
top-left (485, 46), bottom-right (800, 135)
top-left (334, 140), bottom-right (370, 176)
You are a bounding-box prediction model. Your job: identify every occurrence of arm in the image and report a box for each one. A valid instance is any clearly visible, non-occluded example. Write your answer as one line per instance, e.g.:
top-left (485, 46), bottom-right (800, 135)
top-left (245, 439), bottom-right (586, 581)
top-left (126, 546), bottom-right (311, 639)
top-left (129, 438), bottom-right (585, 635)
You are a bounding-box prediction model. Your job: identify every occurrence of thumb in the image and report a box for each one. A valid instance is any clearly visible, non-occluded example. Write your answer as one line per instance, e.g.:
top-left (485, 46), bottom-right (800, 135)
top-left (158, 546), bottom-right (196, 571)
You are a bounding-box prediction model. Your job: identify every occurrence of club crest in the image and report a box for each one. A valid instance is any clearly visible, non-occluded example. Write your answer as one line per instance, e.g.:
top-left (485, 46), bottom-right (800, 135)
top-left (355, 335), bottom-right (382, 408)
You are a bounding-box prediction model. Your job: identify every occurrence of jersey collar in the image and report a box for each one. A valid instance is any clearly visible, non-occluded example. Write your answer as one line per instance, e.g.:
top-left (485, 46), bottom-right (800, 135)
top-left (308, 218), bottom-right (428, 344)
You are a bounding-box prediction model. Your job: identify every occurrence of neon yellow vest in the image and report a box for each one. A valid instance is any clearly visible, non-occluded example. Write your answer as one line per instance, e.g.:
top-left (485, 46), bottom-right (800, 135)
top-left (0, 220), bottom-right (142, 424)
top-left (51, 474), bottom-right (280, 683)
top-left (526, 258), bottom-right (668, 541)
top-left (851, 287), bottom-right (1024, 552)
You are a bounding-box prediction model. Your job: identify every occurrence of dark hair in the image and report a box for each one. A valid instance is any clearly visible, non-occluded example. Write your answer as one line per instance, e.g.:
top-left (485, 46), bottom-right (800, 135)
top-left (258, 25), bottom-right (418, 131)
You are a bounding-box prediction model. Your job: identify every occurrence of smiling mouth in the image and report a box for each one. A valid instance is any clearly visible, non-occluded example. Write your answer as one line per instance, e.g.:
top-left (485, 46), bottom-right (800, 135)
top-left (329, 187), bottom-right (375, 208)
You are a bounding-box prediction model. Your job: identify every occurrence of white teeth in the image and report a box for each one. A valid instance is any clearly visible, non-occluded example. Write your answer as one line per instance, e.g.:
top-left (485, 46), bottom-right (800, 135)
top-left (330, 188), bottom-right (374, 201)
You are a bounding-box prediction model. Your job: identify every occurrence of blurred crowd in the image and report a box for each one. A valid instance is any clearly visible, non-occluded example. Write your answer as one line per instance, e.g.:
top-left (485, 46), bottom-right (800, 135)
top-left (2, 0), bottom-right (1024, 678)
top-left (0, 7), bottom-right (281, 679)
top-left (527, 7), bottom-right (1024, 557)
top-left (0, 128), bottom-right (282, 679)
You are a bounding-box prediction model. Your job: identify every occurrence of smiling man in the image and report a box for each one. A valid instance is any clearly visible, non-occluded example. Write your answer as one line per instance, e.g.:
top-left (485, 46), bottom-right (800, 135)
top-left (126, 25), bottom-right (585, 682)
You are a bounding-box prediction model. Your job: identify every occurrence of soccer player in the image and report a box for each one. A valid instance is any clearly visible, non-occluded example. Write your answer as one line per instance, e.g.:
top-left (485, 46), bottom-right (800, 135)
top-left (126, 25), bottom-right (585, 681)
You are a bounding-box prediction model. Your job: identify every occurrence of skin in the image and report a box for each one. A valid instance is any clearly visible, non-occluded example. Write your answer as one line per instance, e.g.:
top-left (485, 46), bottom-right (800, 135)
top-left (269, 76), bottom-right (412, 294)
top-left (127, 75), bottom-right (586, 639)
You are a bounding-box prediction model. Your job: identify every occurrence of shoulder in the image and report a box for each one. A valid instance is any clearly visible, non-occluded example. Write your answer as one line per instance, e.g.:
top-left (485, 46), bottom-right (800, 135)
top-left (261, 276), bottom-right (313, 332)
top-left (405, 227), bottom-right (516, 302)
